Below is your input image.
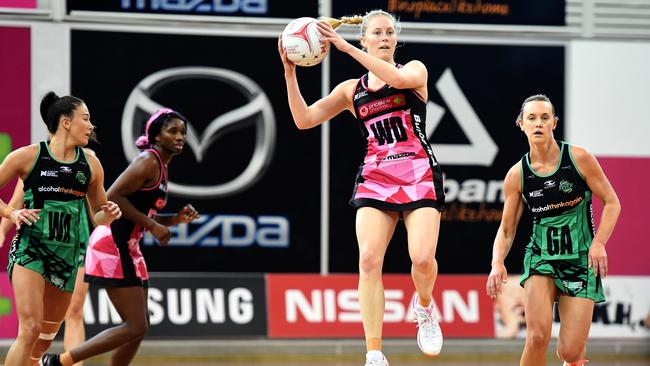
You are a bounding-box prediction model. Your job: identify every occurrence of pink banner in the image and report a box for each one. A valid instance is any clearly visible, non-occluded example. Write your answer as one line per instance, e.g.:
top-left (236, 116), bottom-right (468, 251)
top-left (0, 273), bottom-right (18, 339)
top-left (0, 0), bottom-right (36, 8)
top-left (592, 156), bottom-right (650, 275)
top-left (0, 26), bottom-right (31, 265)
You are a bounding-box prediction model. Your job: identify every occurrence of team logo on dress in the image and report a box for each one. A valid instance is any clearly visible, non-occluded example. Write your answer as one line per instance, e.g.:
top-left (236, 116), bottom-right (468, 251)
top-left (543, 180), bottom-right (556, 189)
top-left (354, 90), bottom-right (368, 101)
top-left (357, 94), bottom-right (406, 119)
top-left (75, 171), bottom-right (87, 184)
top-left (559, 180), bottom-right (573, 193)
top-left (50, 275), bottom-right (64, 288)
top-left (40, 170), bottom-right (58, 177)
top-left (154, 198), bottom-right (166, 210)
top-left (359, 106), bottom-right (369, 118)
top-left (562, 280), bottom-right (584, 291)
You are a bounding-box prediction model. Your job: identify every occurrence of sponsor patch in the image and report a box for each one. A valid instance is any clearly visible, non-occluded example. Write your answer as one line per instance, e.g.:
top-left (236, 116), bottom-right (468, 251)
top-left (357, 94), bottom-right (406, 118)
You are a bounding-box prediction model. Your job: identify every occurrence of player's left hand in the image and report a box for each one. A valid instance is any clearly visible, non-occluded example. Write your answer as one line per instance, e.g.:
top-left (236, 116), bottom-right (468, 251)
top-left (589, 240), bottom-right (608, 278)
top-left (177, 204), bottom-right (199, 224)
top-left (317, 21), bottom-right (352, 53)
top-left (100, 201), bottom-right (122, 220)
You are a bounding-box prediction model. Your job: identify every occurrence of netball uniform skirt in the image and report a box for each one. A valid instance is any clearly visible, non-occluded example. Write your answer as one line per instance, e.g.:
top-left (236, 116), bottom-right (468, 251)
top-left (84, 225), bottom-right (149, 288)
top-left (350, 155), bottom-right (445, 212)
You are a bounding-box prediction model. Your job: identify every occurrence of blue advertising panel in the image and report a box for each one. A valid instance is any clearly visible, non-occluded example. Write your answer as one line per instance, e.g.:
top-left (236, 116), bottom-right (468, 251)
top-left (67, 0), bottom-right (318, 19)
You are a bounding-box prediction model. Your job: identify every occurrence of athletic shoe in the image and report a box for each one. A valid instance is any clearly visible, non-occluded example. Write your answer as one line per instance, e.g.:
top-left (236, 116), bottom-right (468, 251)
top-left (365, 350), bottom-right (389, 366)
top-left (563, 360), bottom-right (589, 366)
top-left (41, 353), bottom-right (62, 366)
top-left (412, 295), bottom-right (443, 356)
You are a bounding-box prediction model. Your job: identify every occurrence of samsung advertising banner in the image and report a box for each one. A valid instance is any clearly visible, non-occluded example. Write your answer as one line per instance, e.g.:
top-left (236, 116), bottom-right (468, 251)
top-left (328, 43), bottom-right (565, 274)
top-left (66, 0), bottom-right (318, 19)
top-left (333, 0), bottom-right (566, 25)
top-left (71, 30), bottom-right (322, 273)
top-left (80, 273), bottom-right (268, 338)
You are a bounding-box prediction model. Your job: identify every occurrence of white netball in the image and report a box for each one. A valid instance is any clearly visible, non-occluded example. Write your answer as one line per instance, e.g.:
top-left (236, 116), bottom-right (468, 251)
top-left (281, 17), bottom-right (329, 67)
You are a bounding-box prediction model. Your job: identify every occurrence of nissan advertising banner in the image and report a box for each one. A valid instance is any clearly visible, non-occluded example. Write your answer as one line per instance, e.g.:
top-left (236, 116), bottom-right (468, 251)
top-left (267, 273), bottom-right (495, 338)
top-left (333, 0), bottom-right (566, 25)
top-left (71, 30), bottom-right (323, 273)
top-left (328, 43), bottom-right (565, 275)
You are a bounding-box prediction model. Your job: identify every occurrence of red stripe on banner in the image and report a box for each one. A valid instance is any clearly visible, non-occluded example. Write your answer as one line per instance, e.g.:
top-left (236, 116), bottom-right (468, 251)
top-left (0, 0), bottom-right (36, 8)
top-left (267, 274), bottom-right (494, 338)
top-left (593, 156), bottom-right (650, 275)
top-left (0, 26), bottom-right (31, 265)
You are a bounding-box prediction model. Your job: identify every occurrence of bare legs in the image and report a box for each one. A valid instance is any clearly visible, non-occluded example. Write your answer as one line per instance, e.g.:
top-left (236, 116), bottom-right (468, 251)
top-left (356, 207), bottom-right (398, 352)
top-left (403, 207), bottom-right (441, 308)
top-left (65, 286), bottom-right (148, 366)
top-left (4, 265), bottom-right (72, 366)
top-left (355, 206), bottom-right (442, 353)
top-left (520, 276), bottom-right (594, 366)
top-left (63, 267), bottom-right (88, 366)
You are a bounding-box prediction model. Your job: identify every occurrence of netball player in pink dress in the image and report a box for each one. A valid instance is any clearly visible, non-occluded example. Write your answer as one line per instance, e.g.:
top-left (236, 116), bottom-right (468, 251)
top-left (42, 109), bottom-right (199, 366)
top-left (280, 10), bottom-right (444, 366)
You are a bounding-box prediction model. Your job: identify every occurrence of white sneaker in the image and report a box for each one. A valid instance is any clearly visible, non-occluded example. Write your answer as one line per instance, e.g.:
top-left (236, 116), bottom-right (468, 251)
top-left (413, 295), bottom-right (443, 356)
top-left (365, 350), bottom-right (389, 366)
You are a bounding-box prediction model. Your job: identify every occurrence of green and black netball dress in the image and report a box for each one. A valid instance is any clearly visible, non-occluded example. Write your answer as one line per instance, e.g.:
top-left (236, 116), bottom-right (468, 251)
top-left (7, 141), bottom-right (91, 292)
top-left (519, 141), bottom-right (604, 302)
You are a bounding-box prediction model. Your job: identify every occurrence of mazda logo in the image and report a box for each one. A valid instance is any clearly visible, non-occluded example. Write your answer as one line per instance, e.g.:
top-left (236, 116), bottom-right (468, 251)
top-left (121, 67), bottom-right (276, 198)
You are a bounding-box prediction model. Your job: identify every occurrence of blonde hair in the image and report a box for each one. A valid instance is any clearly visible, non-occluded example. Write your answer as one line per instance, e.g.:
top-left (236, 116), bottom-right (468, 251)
top-left (360, 10), bottom-right (401, 37)
top-left (320, 15), bottom-right (363, 29)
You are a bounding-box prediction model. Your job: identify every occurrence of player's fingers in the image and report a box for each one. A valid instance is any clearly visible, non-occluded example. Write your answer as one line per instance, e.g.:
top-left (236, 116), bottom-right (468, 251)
top-left (592, 256), bottom-right (600, 277)
top-left (600, 257), bottom-right (608, 278)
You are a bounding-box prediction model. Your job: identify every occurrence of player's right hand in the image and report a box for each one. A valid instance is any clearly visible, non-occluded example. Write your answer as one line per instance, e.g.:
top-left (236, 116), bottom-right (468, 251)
top-left (486, 263), bottom-right (508, 299)
top-left (150, 222), bottom-right (171, 245)
top-left (9, 208), bottom-right (41, 227)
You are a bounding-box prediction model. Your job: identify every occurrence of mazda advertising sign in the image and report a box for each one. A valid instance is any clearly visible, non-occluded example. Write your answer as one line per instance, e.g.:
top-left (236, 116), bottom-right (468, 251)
top-left (71, 30), bottom-right (322, 273)
top-left (67, 0), bottom-right (318, 19)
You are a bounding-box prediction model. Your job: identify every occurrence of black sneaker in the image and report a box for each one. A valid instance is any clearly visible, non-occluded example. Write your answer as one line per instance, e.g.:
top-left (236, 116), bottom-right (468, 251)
top-left (41, 353), bottom-right (63, 366)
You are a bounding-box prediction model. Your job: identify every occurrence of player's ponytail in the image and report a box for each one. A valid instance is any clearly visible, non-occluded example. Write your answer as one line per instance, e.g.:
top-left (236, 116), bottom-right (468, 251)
top-left (320, 15), bottom-right (363, 29)
top-left (39, 91), bottom-right (85, 134)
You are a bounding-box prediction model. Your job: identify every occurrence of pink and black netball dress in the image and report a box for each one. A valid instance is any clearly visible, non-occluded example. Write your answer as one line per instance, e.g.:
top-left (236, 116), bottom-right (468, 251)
top-left (350, 67), bottom-right (445, 211)
top-left (84, 149), bottom-right (168, 288)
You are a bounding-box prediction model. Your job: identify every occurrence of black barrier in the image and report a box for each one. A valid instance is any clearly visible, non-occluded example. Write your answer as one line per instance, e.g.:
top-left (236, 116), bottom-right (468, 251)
top-left (333, 0), bottom-right (566, 26)
top-left (66, 0), bottom-right (318, 19)
top-left (328, 42), bottom-right (565, 274)
top-left (81, 273), bottom-right (267, 338)
top-left (72, 30), bottom-right (322, 273)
